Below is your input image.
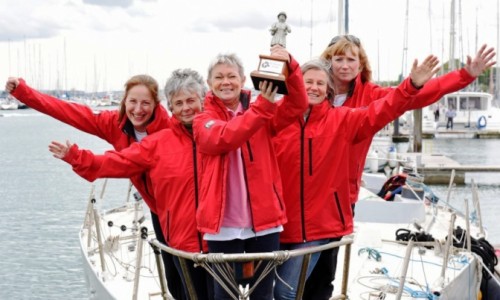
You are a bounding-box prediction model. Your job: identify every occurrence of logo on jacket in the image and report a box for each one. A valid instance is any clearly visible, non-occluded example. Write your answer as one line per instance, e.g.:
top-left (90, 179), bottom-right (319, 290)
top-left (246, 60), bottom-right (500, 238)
top-left (204, 120), bottom-right (216, 129)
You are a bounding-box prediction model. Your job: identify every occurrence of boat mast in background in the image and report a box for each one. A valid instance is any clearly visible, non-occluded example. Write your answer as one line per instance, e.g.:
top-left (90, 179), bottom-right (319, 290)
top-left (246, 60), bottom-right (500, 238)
top-left (337, 0), bottom-right (348, 35)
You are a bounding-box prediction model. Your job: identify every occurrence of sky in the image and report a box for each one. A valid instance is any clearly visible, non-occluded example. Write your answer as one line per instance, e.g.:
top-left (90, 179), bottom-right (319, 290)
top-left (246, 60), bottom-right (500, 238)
top-left (0, 0), bottom-right (499, 93)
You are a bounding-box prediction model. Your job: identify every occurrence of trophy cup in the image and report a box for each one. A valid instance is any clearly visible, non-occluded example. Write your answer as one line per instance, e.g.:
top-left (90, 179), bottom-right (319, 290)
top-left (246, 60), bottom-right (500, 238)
top-left (250, 54), bottom-right (289, 95)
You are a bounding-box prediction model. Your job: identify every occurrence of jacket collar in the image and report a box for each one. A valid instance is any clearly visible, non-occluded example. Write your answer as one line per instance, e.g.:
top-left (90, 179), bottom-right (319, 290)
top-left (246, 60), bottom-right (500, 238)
top-left (204, 90), bottom-right (252, 118)
top-left (306, 99), bottom-right (331, 123)
top-left (170, 115), bottom-right (194, 138)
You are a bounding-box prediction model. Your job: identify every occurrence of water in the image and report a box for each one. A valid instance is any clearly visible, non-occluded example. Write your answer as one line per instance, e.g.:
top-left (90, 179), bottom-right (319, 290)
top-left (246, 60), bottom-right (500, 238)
top-left (0, 110), bottom-right (131, 300)
top-left (1, 110), bottom-right (499, 299)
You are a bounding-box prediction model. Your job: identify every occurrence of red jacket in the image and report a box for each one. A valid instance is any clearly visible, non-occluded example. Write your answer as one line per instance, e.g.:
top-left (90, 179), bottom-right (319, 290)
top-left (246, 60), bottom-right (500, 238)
top-left (193, 56), bottom-right (308, 235)
top-left (62, 117), bottom-right (207, 253)
top-left (345, 68), bottom-right (476, 204)
top-left (11, 79), bottom-right (171, 213)
top-left (273, 78), bottom-right (419, 243)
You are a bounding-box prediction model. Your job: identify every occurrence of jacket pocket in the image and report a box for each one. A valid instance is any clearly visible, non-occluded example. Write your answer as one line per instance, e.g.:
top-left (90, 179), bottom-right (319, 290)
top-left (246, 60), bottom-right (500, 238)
top-left (308, 138), bottom-right (313, 176)
top-left (273, 184), bottom-right (284, 211)
top-left (166, 210), bottom-right (171, 243)
top-left (333, 192), bottom-right (346, 228)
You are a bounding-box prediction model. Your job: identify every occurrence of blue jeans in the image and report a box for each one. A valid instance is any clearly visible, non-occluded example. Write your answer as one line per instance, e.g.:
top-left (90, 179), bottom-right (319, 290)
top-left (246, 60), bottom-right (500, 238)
top-left (207, 232), bottom-right (280, 300)
top-left (274, 239), bottom-right (330, 300)
top-left (303, 237), bottom-right (342, 300)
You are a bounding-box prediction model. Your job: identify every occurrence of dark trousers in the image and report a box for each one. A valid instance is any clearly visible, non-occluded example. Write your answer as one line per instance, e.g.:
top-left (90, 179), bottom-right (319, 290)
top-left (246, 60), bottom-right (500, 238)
top-left (151, 212), bottom-right (187, 300)
top-left (172, 256), bottom-right (214, 300)
top-left (446, 117), bottom-right (454, 129)
top-left (302, 237), bottom-right (342, 300)
top-left (207, 233), bottom-right (280, 300)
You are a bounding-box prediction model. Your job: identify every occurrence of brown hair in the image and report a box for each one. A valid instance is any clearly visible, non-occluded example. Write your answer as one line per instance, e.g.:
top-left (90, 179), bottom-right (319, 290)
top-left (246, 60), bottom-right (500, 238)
top-left (320, 36), bottom-right (372, 83)
top-left (118, 74), bottom-right (160, 122)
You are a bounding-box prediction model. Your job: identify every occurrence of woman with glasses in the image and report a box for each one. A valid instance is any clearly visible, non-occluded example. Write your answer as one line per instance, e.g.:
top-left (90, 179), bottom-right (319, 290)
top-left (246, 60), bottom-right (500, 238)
top-left (300, 35), bottom-right (495, 299)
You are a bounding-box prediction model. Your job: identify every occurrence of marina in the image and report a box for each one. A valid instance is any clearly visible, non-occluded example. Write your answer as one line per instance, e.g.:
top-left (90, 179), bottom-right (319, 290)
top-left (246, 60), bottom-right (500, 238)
top-left (1, 109), bottom-right (499, 299)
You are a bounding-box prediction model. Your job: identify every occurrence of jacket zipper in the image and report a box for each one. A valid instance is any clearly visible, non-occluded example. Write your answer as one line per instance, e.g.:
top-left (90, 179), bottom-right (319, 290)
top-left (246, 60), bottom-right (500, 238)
top-left (300, 114), bottom-right (311, 242)
top-left (192, 139), bottom-right (203, 252)
top-left (246, 141), bottom-right (254, 162)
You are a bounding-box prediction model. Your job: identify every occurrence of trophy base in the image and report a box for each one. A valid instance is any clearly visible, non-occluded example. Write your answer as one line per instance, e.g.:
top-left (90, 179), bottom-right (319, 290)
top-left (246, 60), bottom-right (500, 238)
top-left (250, 71), bottom-right (288, 95)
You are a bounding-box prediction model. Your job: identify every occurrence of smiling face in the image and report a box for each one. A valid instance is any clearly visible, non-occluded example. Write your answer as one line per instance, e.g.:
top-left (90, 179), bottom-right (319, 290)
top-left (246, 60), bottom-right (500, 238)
top-left (124, 84), bottom-right (156, 132)
top-left (303, 69), bottom-right (328, 105)
top-left (330, 47), bottom-right (361, 86)
top-left (170, 90), bottom-right (202, 125)
top-left (207, 63), bottom-right (245, 109)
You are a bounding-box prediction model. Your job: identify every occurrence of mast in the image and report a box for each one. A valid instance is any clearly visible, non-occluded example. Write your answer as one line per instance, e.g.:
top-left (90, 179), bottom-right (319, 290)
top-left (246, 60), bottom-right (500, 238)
top-left (8, 39), bottom-right (11, 75)
top-left (310, 0), bottom-right (313, 58)
top-left (400, 0), bottom-right (409, 80)
top-left (496, 0), bottom-right (500, 101)
top-left (344, 0), bottom-right (349, 33)
top-left (449, 0), bottom-right (456, 71)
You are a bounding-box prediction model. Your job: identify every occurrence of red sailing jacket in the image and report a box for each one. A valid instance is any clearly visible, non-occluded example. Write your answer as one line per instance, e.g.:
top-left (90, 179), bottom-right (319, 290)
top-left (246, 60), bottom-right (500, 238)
top-left (11, 79), bottom-right (171, 213)
top-left (273, 78), bottom-right (419, 243)
top-left (62, 117), bottom-right (207, 253)
top-left (193, 56), bottom-right (308, 235)
top-left (345, 68), bottom-right (476, 204)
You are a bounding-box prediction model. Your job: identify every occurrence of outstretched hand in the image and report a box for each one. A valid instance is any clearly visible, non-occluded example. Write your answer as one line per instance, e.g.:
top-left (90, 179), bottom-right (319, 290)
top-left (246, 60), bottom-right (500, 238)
top-left (5, 77), bottom-right (20, 93)
top-left (409, 55), bottom-right (440, 88)
top-left (464, 44), bottom-right (496, 77)
top-left (49, 140), bottom-right (72, 159)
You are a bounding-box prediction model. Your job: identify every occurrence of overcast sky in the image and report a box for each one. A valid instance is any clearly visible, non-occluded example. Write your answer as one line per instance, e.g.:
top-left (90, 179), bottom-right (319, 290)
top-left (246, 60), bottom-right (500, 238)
top-left (0, 0), bottom-right (498, 93)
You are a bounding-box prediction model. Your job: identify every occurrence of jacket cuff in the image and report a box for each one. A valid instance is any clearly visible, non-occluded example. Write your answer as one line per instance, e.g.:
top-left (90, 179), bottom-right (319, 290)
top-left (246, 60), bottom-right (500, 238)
top-left (63, 144), bottom-right (79, 164)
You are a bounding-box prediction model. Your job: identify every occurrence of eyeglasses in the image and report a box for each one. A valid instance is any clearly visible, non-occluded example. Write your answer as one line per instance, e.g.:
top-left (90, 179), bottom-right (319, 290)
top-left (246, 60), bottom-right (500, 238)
top-left (328, 34), bottom-right (361, 47)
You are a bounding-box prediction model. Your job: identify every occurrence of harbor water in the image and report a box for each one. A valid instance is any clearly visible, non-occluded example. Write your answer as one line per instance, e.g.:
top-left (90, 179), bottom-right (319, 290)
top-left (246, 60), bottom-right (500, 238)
top-left (1, 109), bottom-right (499, 299)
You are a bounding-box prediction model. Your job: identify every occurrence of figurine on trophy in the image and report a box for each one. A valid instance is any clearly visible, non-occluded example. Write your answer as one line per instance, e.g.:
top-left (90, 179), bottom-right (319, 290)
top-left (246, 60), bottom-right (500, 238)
top-left (250, 12), bottom-right (292, 94)
top-left (270, 11), bottom-right (291, 48)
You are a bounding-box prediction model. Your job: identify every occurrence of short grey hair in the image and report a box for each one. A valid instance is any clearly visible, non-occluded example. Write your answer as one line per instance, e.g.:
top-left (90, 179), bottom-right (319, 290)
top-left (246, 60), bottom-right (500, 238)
top-left (164, 68), bottom-right (207, 105)
top-left (300, 58), bottom-right (334, 101)
top-left (207, 53), bottom-right (245, 81)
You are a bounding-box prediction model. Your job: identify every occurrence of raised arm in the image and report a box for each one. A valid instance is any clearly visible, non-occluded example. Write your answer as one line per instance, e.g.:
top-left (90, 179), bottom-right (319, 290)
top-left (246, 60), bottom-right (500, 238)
top-left (49, 137), bottom-right (156, 182)
top-left (269, 46), bottom-right (308, 133)
top-left (7, 78), bottom-right (116, 141)
top-left (349, 56), bottom-right (439, 143)
top-left (407, 44), bottom-right (495, 110)
top-left (193, 95), bottom-right (276, 155)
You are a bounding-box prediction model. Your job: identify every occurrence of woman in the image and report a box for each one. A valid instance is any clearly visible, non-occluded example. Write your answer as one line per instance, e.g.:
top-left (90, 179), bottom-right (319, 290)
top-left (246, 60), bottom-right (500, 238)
top-left (322, 36), bottom-right (495, 216)
top-left (5, 75), bottom-right (185, 299)
top-left (272, 56), bottom-right (439, 300)
top-left (192, 46), bottom-right (308, 300)
top-left (48, 69), bottom-right (213, 299)
top-left (302, 37), bottom-right (496, 300)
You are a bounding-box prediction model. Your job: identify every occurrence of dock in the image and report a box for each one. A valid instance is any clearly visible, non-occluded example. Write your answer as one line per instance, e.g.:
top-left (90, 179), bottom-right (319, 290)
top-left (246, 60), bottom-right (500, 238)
top-left (422, 129), bottom-right (500, 139)
top-left (397, 152), bottom-right (500, 184)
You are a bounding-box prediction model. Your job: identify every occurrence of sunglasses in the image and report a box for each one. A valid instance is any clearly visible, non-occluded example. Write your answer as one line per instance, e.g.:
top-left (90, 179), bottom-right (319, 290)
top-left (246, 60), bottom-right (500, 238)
top-left (328, 35), bottom-right (361, 47)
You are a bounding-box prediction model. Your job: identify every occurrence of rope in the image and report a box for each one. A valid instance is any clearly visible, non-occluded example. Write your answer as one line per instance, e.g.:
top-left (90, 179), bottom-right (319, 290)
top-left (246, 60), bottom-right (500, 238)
top-left (358, 247), bottom-right (382, 261)
top-left (148, 238), bottom-right (352, 299)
